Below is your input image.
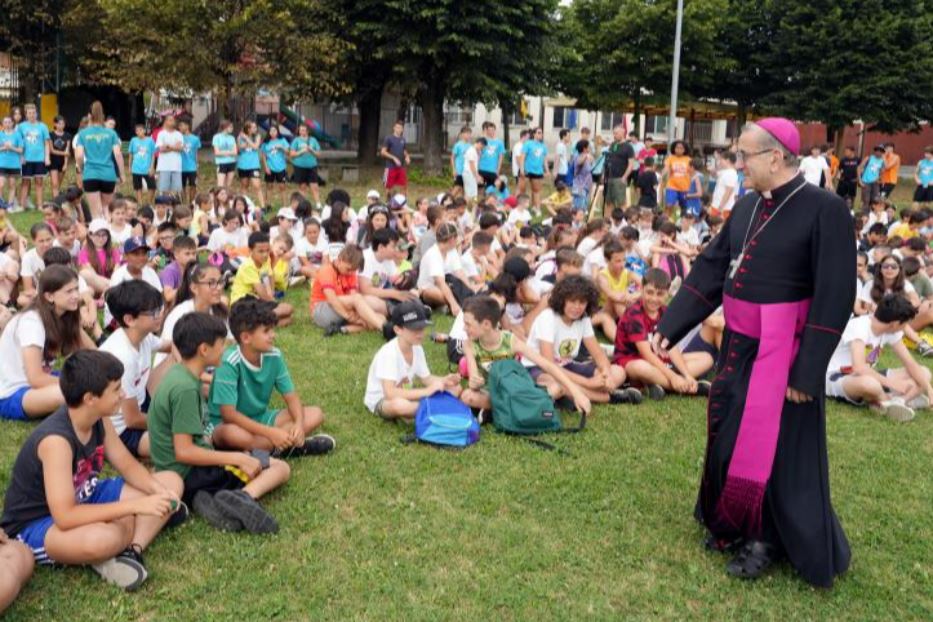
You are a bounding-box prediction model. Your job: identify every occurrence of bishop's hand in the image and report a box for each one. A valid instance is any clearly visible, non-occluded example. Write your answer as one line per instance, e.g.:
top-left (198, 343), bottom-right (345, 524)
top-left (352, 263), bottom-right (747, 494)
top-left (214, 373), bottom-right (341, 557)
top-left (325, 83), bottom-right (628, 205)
top-left (786, 387), bottom-right (813, 403)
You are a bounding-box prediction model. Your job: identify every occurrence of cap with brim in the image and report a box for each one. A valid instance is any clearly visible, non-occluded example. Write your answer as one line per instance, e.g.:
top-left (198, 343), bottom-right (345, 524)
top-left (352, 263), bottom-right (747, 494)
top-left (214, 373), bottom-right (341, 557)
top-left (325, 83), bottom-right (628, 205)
top-left (754, 117), bottom-right (800, 155)
top-left (367, 190), bottom-right (381, 200)
top-left (276, 207), bottom-right (297, 220)
top-left (391, 301), bottom-right (432, 330)
top-left (123, 236), bottom-right (149, 253)
top-left (89, 218), bottom-right (109, 234)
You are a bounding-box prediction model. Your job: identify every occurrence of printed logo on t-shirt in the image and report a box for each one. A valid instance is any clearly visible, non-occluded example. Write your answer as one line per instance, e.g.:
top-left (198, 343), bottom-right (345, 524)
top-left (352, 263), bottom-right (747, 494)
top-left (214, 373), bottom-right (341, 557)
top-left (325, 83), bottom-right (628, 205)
top-left (558, 339), bottom-right (578, 362)
top-left (73, 445), bottom-right (105, 503)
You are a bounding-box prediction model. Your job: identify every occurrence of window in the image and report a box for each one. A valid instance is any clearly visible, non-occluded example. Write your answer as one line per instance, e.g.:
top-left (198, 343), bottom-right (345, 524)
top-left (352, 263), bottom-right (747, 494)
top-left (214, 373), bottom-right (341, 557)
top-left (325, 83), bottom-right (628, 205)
top-left (506, 109), bottom-right (525, 126)
top-left (552, 106), bottom-right (566, 128)
top-left (402, 105), bottom-right (421, 124)
top-left (600, 111), bottom-right (622, 131)
top-left (646, 115), bottom-right (669, 135)
top-left (445, 103), bottom-right (473, 125)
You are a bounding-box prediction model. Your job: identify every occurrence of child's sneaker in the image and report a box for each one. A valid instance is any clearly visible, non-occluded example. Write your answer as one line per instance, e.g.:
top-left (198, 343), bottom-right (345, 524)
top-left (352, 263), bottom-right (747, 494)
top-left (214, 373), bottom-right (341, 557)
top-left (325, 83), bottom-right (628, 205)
top-left (646, 384), bottom-right (666, 401)
top-left (696, 380), bottom-right (712, 397)
top-left (213, 489), bottom-right (279, 534)
top-left (92, 546), bottom-right (148, 591)
top-left (610, 387), bottom-right (643, 404)
top-left (916, 341), bottom-right (933, 357)
top-left (906, 394), bottom-right (930, 410)
top-left (279, 433), bottom-right (336, 457)
top-left (192, 490), bottom-right (243, 532)
top-left (874, 398), bottom-right (915, 423)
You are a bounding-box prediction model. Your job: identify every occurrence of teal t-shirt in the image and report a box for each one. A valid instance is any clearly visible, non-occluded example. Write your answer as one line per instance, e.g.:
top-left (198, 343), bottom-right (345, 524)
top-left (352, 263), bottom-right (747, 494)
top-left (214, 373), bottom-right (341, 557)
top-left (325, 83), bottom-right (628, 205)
top-left (128, 136), bottom-right (155, 175)
top-left (208, 345), bottom-right (295, 425)
top-left (212, 132), bottom-right (236, 165)
top-left (17, 121), bottom-right (50, 162)
top-left (452, 140), bottom-right (469, 175)
top-left (861, 155), bottom-right (883, 184)
top-left (290, 137), bottom-right (319, 169)
top-left (77, 126), bottom-right (121, 182)
top-left (182, 134), bottom-right (201, 172)
top-left (0, 131), bottom-right (23, 170)
top-left (522, 140), bottom-right (547, 175)
top-left (479, 138), bottom-right (505, 173)
top-left (236, 135), bottom-right (260, 170)
top-left (262, 138), bottom-right (289, 173)
top-left (918, 159), bottom-right (933, 186)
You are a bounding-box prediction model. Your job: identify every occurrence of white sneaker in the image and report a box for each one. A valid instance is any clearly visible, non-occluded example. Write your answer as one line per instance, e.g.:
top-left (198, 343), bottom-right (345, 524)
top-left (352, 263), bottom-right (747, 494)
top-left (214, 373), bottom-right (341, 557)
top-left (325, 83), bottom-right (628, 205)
top-left (92, 550), bottom-right (148, 591)
top-left (878, 398), bottom-right (915, 423)
top-left (905, 394), bottom-right (930, 410)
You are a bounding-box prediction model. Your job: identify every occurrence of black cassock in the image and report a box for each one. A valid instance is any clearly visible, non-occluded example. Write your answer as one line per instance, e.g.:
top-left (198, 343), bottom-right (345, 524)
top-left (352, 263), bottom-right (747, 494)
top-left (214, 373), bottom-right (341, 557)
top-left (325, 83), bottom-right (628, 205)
top-left (658, 174), bottom-right (855, 587)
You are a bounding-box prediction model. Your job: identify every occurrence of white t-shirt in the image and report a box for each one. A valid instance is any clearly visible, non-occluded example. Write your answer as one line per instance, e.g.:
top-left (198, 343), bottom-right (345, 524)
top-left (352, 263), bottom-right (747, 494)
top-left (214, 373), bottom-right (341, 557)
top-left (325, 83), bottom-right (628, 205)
top-left (443, 247), bottom-right (463, 275)
top-left (449, 312), bottom-right (467, 341)
top-left (417, 244), bottom-right (447, 290)
top-left (524, 308), bottom-right (595, 367)
top-left (826, 314), bottom-right (902, 377)
top-left (512, 140), bottom-right (525, 178)
top-left (19, 248), bottom-right (44, 278)
top-left (799, 155), bottom-right (830, 187)
top-left (361, 247), bottom-right (398, 289)
top-left (100, 329), bottom-right (159, 435)
top-left (155, 130), bottom-right (184, 172)
top-left (857, 279), bottom-right (915, 305)
top-left (862, 211), bottom-right (889, 236)
top-left (294, 235), bottom-right (327, 264)
top-left (53, 238), bottom-right (82, 259)
top-left (677, 227), bottom-right (700, 247)
top-left (556, 142), bottom-right (569, 175)
top-left (582, 247), bottom-right (607, 279)
top-left (364, 338), bottom-right (431, 412)
top-left (109, 222), bottom-right (133, 246)
top-left (207, 227), bottom-right (248, 253)
top-left (507, 207), bottom-right (532, 228)
top-left (270, 222), bottom-right (304, 242)
top-left (0, 310), bottom-right (45, 398)
top-left (577, 235), bottom-right (599, 258)
top-left (155, 299), bottom-right (232, 367)
top-left (460, 251), bottom-right (483, 280)
top-left (711, 168), bottom-right (739, 212)
top-left (106, 265), bottom-right (163, 326)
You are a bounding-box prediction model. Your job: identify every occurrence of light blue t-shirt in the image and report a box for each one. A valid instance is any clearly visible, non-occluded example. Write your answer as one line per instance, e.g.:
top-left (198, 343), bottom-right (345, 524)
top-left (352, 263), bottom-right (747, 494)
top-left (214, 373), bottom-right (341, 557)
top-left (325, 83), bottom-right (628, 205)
top-left (182, 134), bottom-right (202, 172)
top-left (451, 140), bottom-right (470, 175)
top-left (128, 136), bottom-right (155, 175)
top-left (212, 133), bottom-right (236, 165)
top-left (522, 140), bottom-right (547, 176)
top-left (861, 155), bottom-right (884, 184)
top-left (76, 126), bottom-right (121, 182)
top-left (290, 137), bottom-right (320, 169)
top-left (918, 159), bottom-right (933, 186)
top-left (262, 138), bottom-right (289, 173)
top-left (479, 138), bottom-right (505, 174)
top-left (236, 135), bottom-right (260, 170)
top-left (17, 121), bottom-right (50, 163)
top-left (0, 131), bottom-right (23, 170)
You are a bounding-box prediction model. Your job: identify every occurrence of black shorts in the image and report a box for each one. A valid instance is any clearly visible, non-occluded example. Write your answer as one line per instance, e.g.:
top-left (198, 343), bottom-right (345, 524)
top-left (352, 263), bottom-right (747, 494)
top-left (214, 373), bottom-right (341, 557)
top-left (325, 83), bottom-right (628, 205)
top-left (526, 173), bottom-right (544, 180)
top-left (836, 179), bottom-right (857, 199)
top-left (181, 465), bottom-right (246, 505)
top-left (119, 428), bottom-right (146, 458)
top-left (881, 183), bottom-right (897, 197)
top-left (237, 168), bottom-right (260, 180)
top-left (683, 334), bottom-right (719, 361)
top-left (217, 162), bottom-right (236, 174)
top-left (21, 161), bottom-right (47, 178)
top-left (83, 178), bottom-right (116, 194)
top-left (265, 170), bottom-right (287, 184)
top-left (914, 185), bottom-right (933, 203)
top-left (182, 171), bottom-right (198, 188)
top-left (479, 171), bottom-right (497, 187)
top-left (454, 174), bottom-right (464, 187)
top-left (293, 166), bottom-right (320, 185)
top-left (48, 155), bottom-right (66, 172)
top-left (132, 173), bottom-right (155, 191)
top-left (0, 167), bottom-right (19, 177)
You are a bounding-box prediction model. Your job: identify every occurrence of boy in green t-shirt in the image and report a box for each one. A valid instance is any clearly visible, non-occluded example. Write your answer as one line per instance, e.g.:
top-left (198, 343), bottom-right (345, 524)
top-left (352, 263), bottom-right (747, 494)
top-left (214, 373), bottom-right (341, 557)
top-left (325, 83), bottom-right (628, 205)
top-left (209, 297), bottom-right (335, 457)
top-left (147, 312), bottom-right (290, 534)
top-left (460, 295), bottom-right (592, 415)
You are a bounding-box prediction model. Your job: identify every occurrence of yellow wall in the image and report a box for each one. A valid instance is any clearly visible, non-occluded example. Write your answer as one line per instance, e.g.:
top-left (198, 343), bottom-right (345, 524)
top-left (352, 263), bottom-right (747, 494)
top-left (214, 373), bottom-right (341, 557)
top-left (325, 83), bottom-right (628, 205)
top-left (40, 94), bottom-right (58, 125)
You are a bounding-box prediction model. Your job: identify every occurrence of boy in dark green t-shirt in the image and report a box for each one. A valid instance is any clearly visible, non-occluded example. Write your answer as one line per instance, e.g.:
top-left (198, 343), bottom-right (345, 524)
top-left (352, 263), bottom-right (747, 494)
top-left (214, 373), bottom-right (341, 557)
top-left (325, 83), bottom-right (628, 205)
top-left (147, 312), bottom-right (290, 534)
top-left (208, 297), bottom-right (335, 457)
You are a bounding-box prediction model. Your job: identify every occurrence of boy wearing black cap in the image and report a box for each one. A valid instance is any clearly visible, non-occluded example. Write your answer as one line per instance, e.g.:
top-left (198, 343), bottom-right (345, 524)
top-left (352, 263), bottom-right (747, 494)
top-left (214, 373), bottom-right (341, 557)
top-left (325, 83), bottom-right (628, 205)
top-left (363, 301), bottom-right (462, 419)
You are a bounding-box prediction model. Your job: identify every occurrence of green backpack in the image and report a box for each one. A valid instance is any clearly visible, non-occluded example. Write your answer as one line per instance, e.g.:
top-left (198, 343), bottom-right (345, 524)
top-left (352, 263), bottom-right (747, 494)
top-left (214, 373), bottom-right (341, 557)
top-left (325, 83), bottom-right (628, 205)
top-left (486, 359), bottom-right (586, 437)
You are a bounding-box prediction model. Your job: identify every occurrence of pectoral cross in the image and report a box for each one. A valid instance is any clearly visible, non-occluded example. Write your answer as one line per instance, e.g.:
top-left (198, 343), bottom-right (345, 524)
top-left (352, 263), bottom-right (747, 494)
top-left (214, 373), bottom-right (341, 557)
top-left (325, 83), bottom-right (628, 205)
top-left (728, 255), bottom-right (742, 279)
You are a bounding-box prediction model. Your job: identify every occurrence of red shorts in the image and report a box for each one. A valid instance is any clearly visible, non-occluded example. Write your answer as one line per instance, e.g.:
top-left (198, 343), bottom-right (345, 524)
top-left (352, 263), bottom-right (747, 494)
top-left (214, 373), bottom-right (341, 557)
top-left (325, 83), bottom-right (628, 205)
top-left (384, 167), bottom-right (407, 189)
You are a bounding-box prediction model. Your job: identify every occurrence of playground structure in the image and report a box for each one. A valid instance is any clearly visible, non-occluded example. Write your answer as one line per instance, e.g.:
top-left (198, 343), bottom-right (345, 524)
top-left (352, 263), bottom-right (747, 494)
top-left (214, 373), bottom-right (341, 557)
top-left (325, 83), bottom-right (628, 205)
top-left (258, 105), bottom-right (342, 148)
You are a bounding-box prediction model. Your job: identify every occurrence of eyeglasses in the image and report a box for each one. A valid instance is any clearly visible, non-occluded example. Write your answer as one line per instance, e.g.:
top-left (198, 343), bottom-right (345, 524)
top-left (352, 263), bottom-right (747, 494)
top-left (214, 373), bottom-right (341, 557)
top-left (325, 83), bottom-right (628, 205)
top-left (880, 263), bottom-right (900, 270)
top-left (196, 279), bottom-right (224, 288)
top-left (140, 308), bottom-right (163, 318)
top-left (91, 231), bottom-right (109, 237)
top-left (736, 148), bottom-right (775, 162)
top-left (159, 234), bottom-right (175, 241)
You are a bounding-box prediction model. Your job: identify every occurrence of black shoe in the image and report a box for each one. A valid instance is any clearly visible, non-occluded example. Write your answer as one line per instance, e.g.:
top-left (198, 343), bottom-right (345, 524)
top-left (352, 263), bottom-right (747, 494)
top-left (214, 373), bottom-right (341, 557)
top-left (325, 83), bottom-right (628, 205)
top-left (324, 324), bottom-right (344, 337)
top-left (278, 433), bottom-right (336, 457)
top-left (610, 387), bottom-right (643, 404)
top-left (213, 489), bottom-right (279, 534)
top-left (647, 384), bottom-right (666, 400)
top-left (165, 499), bottom-right (190, 529)
top-left (696, 380), bottom-right (711, 397)
top-left (703, 533), bottom-right (743, 554)
top-left (192, 491), bottom-right (243, 532)
top-left (92, 546), bottom-right (148, 591)
top-left (726, 540), bottom-right (781, 580)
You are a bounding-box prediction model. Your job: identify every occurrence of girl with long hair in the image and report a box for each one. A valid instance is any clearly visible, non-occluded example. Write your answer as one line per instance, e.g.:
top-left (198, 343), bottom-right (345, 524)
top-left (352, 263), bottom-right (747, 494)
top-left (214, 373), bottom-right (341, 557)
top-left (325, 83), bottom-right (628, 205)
top-left (73, 102), bottom-right (124, 219)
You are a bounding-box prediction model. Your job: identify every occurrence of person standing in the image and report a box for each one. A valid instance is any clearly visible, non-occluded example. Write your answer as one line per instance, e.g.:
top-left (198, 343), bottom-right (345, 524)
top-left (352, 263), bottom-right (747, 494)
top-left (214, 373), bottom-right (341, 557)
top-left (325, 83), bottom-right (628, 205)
top-left (628, 131), bottom-right (646, 188)
top-left (519, 127), bottom-right (548, 212)
top-left (381, 120), bottom-right (410, 198)
top-left (179, 120), bottom-right (201, 205)
top-left (48, 116), bottom-right (71, 200)
top-left (880, 143), bottom-right (901, 198)
top-left (710, 151), bottom-right (738, 219)
top-left (74, 102), bottom-right (125, 220)
top-left (478, 122), bottom-right (505, 193)
top-left (449, 126), bottom-right (472, 198)
top-left (912, 146), bottom-right (933, 208)
top-left (512, 129), bottom-right (530, 193)
top-left (212, 120), bottom-right (237, 189)
top-left (835, 146), bottom-right (860, 209)
top-left (155, 116), bottom-right (184, 197)
top-left (603, 124), bottom-right (635, 212)
top-left (858, 145), bottom-right (885, 212)
top-left (554, 129), bottom-right (572, 187)
top-left (17, 104), bottom-right (51, 211)
top-left (653, 118), bottom-right (855, 588)
top-left (799, 145), bottom-right (831, 189)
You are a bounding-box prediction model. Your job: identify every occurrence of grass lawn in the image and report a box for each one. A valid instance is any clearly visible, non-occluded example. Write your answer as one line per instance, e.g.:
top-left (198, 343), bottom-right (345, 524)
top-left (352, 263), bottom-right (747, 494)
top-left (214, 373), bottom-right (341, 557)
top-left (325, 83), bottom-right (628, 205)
top-left (0, 167), bottom-right (931, 620)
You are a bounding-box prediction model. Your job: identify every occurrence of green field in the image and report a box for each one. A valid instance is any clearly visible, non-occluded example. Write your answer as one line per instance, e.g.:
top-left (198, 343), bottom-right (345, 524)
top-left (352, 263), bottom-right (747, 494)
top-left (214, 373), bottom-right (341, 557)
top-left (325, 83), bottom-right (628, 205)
top-left (0, 169), bottom-right (931, 621)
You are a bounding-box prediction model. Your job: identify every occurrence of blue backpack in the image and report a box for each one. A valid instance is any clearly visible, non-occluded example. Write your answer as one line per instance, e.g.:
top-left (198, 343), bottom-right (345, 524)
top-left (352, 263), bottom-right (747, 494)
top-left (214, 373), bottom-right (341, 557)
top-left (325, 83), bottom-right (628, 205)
top-left (402, 391), bottom-right (479, 448)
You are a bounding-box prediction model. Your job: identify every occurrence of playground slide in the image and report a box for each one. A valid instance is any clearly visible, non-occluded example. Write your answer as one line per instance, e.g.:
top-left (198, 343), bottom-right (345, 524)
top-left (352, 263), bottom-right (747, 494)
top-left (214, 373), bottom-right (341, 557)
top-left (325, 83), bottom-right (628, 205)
top-left (278, 106), bottom-right (341, 148)
top-left (257, 117), bottom-right (294, 139)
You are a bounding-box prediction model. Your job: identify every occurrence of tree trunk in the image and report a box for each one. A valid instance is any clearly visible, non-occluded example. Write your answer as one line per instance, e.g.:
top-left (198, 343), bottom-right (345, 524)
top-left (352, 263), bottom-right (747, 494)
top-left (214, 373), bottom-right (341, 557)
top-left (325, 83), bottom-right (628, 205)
top-left (501, 101), bottom-right (511, 148)
top-left (737, 103), bottom-right (748, 131)
top-left (357, 84), bottom-right (384, 165)
top-left (633, 90), bottom-right (641, 136)
top-left (419, 81), bottom-right (445, 174)
top-left (825, 124), bottom-right (837, 147)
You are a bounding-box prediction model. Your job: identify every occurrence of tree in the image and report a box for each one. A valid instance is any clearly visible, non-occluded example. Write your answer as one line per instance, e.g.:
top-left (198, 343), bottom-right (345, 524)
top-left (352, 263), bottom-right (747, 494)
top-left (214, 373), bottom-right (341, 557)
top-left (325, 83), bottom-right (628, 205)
top-left (67, 0), bottom-right (351, 123)
top-left (0, 0), bottom-right (71, 101)
top-left (763, 0), bottom-right (933, 143)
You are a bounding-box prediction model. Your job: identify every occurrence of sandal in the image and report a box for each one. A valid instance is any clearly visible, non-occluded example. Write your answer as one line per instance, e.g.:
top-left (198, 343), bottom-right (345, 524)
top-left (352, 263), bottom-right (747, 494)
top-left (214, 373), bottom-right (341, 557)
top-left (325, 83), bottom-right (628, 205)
top-left (703, 533), bottom-right (743, 554)
top-left (726, 540), bottom-right (781, 580)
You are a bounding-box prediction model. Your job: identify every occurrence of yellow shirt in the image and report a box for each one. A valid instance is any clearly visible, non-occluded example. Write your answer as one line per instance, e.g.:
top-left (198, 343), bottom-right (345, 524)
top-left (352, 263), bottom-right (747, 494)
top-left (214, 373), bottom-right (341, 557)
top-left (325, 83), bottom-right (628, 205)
top-left (889, 223), bottom-right (917, 240)
top-left (272, 258), bottom-right (289, 293)
top-left (230, 257), bottom-right (272, 303)
top-left (599, 266), bottom-right (630, 306)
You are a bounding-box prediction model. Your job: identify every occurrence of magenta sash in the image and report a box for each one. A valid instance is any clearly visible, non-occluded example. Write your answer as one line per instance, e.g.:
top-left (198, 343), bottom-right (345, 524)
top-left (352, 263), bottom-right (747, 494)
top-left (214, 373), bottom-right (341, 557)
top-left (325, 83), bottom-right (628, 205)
top-left (717, 295), bottom-right (811, 537)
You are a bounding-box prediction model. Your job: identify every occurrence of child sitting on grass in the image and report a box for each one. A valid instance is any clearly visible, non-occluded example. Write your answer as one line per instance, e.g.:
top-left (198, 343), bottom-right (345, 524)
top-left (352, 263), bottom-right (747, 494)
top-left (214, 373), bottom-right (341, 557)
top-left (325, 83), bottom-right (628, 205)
top-left (524, 275), bottom-right (642, 405)
top-left (310, 243), bottom-right (388, 336)
top-left (825, 293), bottom-right (933, 422)
top-left (229, 231), bottom-right (294, 326)
top-left (0, 350), bottom-right (183, 591)
top-left (459, 295), bottom-right (592, 416)
top-left (159, 235), bottom-right (198, 306)
top-left (593, 240), bottom-right (640, 342)
top-left (364, 301), bottom-right (462, 420)
top-left (612, 268), bottom-right (711, 400)
top-left (100, 280), bottom-right (164, 458)
top-left (147, 312), bottom-right (289, 534)
top-left (209, 298), bottom-right (335, 456)
top-left (17, 222), bottom-right (54, 308)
